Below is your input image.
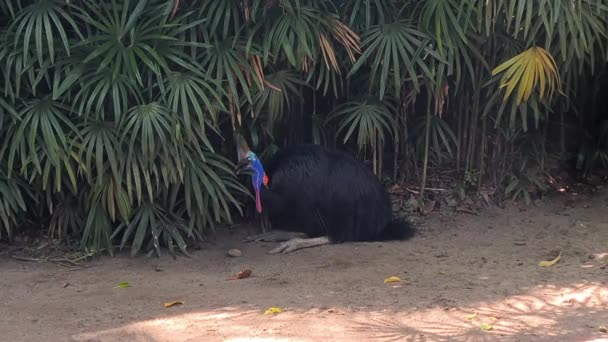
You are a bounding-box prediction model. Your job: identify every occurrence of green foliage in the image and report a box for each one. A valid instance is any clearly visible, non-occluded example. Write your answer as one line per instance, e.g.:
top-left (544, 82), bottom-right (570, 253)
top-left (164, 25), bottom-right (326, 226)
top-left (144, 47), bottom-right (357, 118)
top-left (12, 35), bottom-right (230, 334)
top-left (2, 0), bottom-right (608, 255)
top-left (504, 159), bottom-right (550, 205)
top-left (329, 97), bottom-right (395, 150)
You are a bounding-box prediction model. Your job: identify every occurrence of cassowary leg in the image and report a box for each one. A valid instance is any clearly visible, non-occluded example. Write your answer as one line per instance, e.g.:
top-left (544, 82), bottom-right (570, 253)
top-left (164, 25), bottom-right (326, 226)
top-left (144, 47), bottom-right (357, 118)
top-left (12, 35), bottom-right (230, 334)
top-left (268, 236), bottom-right (331, 254)
top-left (243, 230), bottom-right (309, 242)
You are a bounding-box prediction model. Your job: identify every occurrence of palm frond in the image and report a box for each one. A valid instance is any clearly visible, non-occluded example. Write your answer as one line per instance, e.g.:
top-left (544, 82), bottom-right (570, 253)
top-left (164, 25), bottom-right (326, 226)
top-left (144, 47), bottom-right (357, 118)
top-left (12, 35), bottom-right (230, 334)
top-left (491, 46), bottom-right (562, 105)
top-left (328, 97), bottom-right (396, 150)
top-left (348, 19), bottom-right (445, 99)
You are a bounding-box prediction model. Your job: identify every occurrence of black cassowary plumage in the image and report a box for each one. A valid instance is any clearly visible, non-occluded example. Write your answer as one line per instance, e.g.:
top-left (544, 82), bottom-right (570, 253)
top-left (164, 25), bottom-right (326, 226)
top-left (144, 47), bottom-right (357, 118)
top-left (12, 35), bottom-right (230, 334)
top-left (236, 136), bottom-right (415, 252)
top-left (260, 144), bottom-right (414, 242)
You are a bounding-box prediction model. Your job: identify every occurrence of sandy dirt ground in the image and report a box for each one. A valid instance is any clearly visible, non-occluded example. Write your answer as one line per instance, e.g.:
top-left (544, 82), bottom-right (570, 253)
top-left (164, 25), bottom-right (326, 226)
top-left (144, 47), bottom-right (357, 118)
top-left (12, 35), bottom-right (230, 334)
top-left (1, 189), bottom-right (608, 342)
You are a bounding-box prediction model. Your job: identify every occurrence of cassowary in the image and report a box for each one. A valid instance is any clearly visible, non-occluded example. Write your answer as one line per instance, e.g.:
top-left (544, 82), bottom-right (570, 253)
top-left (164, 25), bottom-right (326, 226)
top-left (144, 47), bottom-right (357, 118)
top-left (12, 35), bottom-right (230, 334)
top-left (235, 135), bottom-right (415, 254)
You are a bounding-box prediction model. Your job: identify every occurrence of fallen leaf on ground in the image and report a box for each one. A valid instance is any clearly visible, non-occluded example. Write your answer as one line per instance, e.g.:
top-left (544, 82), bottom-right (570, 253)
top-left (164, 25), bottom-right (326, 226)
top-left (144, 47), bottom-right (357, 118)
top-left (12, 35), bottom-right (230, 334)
top-left (422, 200), bottom-right (436, 215)
top-left (466, 313), bottom-right (477, 320)
top-left (479, 323), bottom-right (493, 331)
top-left (538, 251), bottom-right (561, 267)
top-left (264, 307), bottom-right (283, 315)
top-left (384, 276), bottom-right (401, 284)
top-left (226, 269), bottom-right (252, 281)
top-left (164, 301), bottom-right (183, 308)
top-left (115, 282), bottom-right (131, 288)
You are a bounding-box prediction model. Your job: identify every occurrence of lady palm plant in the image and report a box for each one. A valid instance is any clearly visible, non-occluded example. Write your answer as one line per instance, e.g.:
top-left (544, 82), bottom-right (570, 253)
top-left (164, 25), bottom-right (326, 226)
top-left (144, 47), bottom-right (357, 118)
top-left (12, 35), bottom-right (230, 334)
top-left (0, 0), bottom-right (252, 256)
top-left (1, 0), bottom-right (608, 254)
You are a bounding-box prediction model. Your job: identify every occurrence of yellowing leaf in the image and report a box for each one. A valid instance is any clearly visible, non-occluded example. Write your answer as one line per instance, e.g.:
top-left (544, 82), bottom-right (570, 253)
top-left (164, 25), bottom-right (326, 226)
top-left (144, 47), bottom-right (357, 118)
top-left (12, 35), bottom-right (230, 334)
top-left (466, 313), bottom-right (477, 320)
top-left (538, 251), bottom-right (561, 267)
top-left (491, 46), bottom-right (562, 105)
top-left (264, 307), bottom-right (283, 315)
top-left (164, 301), bottom-right (183, 308)
top-left (115, 281), bottom-right (131, 288)
top-left (480, 323), bottom-right (493, 331)
top-left (384, 276), bottom-right (401, 284)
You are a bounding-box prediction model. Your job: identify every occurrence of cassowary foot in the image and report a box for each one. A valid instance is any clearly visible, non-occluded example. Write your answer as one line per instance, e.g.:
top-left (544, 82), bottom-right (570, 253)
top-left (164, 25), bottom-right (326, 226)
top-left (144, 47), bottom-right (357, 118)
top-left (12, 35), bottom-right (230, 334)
top-left (243, 230), bottom-right (308, 243)
top-left (268, 236), bottom-right (331, 254)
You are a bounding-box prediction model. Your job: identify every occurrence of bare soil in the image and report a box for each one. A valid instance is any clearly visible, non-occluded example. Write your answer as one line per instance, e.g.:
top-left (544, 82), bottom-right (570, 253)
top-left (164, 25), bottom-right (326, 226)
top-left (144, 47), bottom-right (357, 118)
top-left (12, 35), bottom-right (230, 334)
top-left (1, 190), bottom-right (608, 342)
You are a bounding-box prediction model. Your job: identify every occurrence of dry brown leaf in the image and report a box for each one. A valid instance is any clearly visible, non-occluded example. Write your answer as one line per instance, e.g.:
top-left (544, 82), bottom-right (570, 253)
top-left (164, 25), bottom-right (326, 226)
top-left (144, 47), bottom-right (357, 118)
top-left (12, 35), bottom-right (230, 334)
top-left (227, 269), bottom-right (252, 281)
top-left (422, 200), bottom-right (436, 215)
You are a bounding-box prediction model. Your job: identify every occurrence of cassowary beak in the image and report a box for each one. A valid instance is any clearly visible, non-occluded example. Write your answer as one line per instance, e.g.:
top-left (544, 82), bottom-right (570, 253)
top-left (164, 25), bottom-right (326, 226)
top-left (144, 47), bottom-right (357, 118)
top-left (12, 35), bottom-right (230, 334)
top-left (235, 159), bottom-right (252, 176)
top-left (235, 134), bottom-right (252, 176)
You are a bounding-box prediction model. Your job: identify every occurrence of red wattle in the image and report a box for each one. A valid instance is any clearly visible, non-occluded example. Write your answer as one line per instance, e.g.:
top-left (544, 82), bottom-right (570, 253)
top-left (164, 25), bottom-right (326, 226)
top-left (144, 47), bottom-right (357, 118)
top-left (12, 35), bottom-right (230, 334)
top-left (255, 189), bottom-right (262, 213)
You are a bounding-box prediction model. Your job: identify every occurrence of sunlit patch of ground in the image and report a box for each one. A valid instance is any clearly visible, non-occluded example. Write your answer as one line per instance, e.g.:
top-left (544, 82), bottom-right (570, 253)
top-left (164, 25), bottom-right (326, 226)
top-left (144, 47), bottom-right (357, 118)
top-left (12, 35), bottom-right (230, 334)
top-left (70, 283), bottom-right (608, 342)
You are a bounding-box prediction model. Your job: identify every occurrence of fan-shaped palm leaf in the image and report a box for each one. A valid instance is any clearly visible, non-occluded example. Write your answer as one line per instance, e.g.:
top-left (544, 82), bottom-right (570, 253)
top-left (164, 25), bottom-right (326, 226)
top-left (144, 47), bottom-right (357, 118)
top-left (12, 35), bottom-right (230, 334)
top-left (337, 0), bottom-right (394, 32)
top-left (420, 0), bottom-right (483, 89)
top-left (81, 202), bottom-right (113, 255)
top-left (74, 0), bottom-right (177, 87)
top-left (328, 97), bottom-right (396, 150)
top-left (119, 102), bottom-right (184, 202)
top-left (198, 0), bottom-right (244, 39)
top-left (0, 171), bottom-right (28, 240)
top-left (250, 69), bottom-right (306, 127)
top-left (349, 19), bottom-right (445, 99)
top-left (246, 4), bottom-right (360, 72)
top-left (180, 150), bottom-right (248, 235)
top-left (164, 70), bottom-right (226, 141)
top-left (89, 173), bottom-right (131, 223)
top-left (200, 35), bottom-right (264, 108)
top-left (7, 98), bottom-right (80, 190)
top-left (111, 200), bottom-right (190, 257)
top-left (413, 114), bottom-right (458, 161)
top-left (491, 46), bottom-right (562, 105)
top-left (52, 51), bottom-right (144, 121)
top-left (79, 120), bottom-right (122, 185)
top-left (7, 0), bottom-right (83, 66)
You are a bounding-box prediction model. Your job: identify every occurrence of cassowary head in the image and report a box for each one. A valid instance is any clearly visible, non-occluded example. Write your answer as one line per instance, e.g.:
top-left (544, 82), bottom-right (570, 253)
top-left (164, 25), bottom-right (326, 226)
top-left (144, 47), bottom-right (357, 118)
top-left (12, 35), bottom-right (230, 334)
top-left (235, 134), bottom-right (266, 213)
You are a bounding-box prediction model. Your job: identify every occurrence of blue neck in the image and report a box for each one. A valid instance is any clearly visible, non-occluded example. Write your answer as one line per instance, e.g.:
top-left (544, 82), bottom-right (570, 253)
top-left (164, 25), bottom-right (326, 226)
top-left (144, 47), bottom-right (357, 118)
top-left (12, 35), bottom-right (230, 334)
top-left (251, 158), bottom-right (265, 190)
top-left (247, 151), bottom-right (265, 213)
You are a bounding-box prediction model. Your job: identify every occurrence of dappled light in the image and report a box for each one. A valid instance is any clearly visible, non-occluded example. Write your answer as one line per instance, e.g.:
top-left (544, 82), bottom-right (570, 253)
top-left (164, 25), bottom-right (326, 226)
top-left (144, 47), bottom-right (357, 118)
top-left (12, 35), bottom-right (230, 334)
top-left (70, 282), bottom-right (608, 342)
top-left (3, 185), bottom-right (608, 341)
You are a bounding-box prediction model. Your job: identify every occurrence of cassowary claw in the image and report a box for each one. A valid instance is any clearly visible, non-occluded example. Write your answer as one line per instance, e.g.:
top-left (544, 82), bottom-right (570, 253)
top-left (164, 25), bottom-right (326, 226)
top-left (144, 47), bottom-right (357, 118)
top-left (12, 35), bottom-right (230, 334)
top-left (268, 236), bottom-right (331, 254)
top-left (243, 230), bottom-right (308, 243)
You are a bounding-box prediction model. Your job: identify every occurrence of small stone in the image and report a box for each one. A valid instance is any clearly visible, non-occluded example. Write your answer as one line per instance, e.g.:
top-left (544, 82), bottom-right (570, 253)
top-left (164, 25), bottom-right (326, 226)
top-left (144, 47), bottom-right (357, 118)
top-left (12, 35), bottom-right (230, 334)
top-left (227, 249), bottom-right (242, 257)
top-left (599, 326), bottom-right (607, 333)
top-left (446, 197), bottom-right (458, 207)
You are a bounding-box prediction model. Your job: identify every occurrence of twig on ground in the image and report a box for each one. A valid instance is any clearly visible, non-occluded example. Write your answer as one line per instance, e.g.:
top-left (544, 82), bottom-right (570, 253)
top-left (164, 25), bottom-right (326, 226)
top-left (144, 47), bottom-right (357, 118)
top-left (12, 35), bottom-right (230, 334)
top-left (406, 187), bottom-right (449, 194)
top-left (455, 206), bottom-right (479, 216)
top-left (11, 251), bottom-right (96, 268)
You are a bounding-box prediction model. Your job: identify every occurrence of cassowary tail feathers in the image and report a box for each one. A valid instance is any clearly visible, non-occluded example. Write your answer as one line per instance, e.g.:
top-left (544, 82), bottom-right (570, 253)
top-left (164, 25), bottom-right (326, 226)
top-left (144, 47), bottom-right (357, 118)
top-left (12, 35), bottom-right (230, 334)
top-left (376, 218), bottom-right (416, 241)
